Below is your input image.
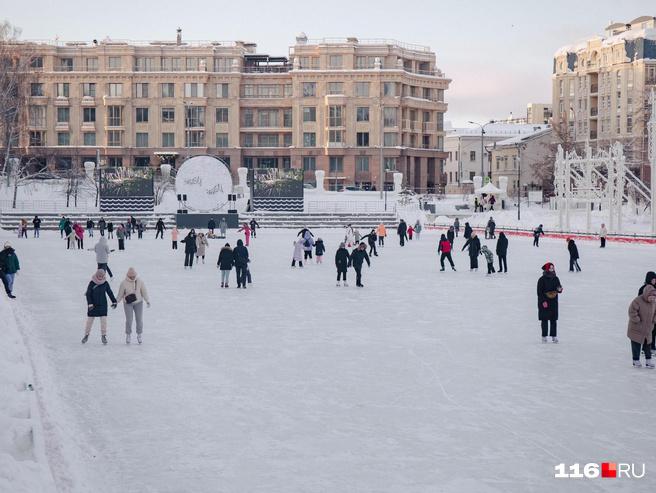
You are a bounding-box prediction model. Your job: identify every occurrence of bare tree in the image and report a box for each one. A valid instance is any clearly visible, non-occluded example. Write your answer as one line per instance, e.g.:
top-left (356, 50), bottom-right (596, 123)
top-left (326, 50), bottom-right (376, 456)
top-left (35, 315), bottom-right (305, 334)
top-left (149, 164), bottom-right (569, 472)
top-left (62, 168), bottom-right (84, 207)
top-left (8, 155), bottom-right (50, 208)
top-left (532, 120), bottom-right (576, 195)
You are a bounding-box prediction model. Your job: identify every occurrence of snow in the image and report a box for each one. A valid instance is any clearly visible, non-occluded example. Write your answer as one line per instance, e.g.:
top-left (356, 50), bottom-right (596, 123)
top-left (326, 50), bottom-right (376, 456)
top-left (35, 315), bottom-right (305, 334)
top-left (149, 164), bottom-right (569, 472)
top-left (2, 226), bottom-right (656, 492)
top-left (447, 124), bottom-right (549, 139)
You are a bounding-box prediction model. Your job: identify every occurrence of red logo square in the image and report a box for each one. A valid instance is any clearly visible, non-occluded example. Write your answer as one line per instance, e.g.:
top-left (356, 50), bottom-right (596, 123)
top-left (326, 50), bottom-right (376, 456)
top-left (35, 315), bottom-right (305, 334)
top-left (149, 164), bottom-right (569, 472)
top-left (602, 462), bottom-right (617, 478)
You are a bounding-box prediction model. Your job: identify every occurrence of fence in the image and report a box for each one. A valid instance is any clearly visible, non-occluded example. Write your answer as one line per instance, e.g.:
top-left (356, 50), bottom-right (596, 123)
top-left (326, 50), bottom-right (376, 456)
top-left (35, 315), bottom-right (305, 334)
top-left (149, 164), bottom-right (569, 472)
top-left (0, 199), bottom-right (97, 212)
top-left (306, 200), bottom-right (396, 213)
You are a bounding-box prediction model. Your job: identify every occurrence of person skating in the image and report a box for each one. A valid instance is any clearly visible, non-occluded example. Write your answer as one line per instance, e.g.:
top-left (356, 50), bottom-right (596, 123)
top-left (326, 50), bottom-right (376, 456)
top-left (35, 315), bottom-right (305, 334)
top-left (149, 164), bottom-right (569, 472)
top-left (208, 218), bottom-right (216, 236)
top-left (107, 221), bottom-right (114, 239)
top-left (638, 272), bottom-right (656, 351)
top-left (32, 215), bottom-right (41, 238)
top-left (407, 225), bottom-right (414, 241)
top-left (627, 284), bottom-right (656, 368)
top-left (238, 222), bottom-right (251, 246)
top-left (116, 224), bottom-right (126, 251)
top-left (233, 239), bottom-right (249, 288)
top-left (0, 242), bottom-right (20, 299)
top-left (86, 218), bottom-right (95, 238)
top-left (302, 232), bottom-right (314, 262)
top-left (487, 217), bottom-right (496, 239)
top-left (130, 215), bottom-right (137, 233)
top-left (414, 220), bottom-right (422, 240)
top-left (335, 242), bottom-right (350, 286)
top-left (344, 224), bottom-right (355, 247)
top-left (217, 243), bottom-right (234, 287)
top-left (19, 218), bottom-right (27, 239)
top-left (481, 245), bottom-right (495, 275)
top-left (461, 233), bottom-right (481, 271)
top-left (454, 218), bottom-right (460, 237)
top-left (124, 221), bottom-right (132, 240)
top-left (291, 238), bottom-right (304, 267)
top-left (195, 232), bottom-right (209, 264)
top-left (350, 242), bottom-right (371, 287)
top-left (567, 239), bottom-right (581, 272)
top-left (447, 226), bottom-right (455, 247)
top-left (73, 222), bottom-right (85, 249)
top-left (533, 224), bottom-right (544, 247)
top-left (376, 223), bottom-right (386, 247)
top-left (315, 238), bottom-right (325, 264)
top-left (116, 267), bottom-right (150, 344)
top-left (171, 226), bottom-right (179, 250)
top-left (463, 222), bottom-right (472, 240)
top-left (219, 217), bottom-right (227, 239)
top-left (155, 218), bottom-right (166, 239)
top-left (438, 234), bottom-right (456, 271)
top-left (249, 218), bottom-right (260, 238)
top-left (65, 226), bottom-right (77, 250)
top-left (489, 195), bottom-right (496, 211)
top-left (137, 221), bottom-right (145, 239)
top-left (397, 219), bottom-right (408, 246)
top-left (58, 215), bottom-right (66, 238)
top-left (181, 230), bottom-right (197, 268)
top-left (363, 229), bottom-right (378, 256)
top-left (82, 269), bottom-right (117, 345)
top-left (93, 236), bottom-right (114, 278)
top-left (537, 262), bottom-right (563, 343)
top-left (98, 217), bottom-right (106, 237)
top-left (599, 223), bottom-right (608, 248)
top-left (496, 232), bottom-right (508, 273)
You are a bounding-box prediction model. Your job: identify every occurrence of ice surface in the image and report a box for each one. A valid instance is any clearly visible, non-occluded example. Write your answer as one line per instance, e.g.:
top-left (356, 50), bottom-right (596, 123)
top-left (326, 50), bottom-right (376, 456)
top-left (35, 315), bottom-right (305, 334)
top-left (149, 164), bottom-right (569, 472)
top-left (2, 227), bottom-right (656, 492)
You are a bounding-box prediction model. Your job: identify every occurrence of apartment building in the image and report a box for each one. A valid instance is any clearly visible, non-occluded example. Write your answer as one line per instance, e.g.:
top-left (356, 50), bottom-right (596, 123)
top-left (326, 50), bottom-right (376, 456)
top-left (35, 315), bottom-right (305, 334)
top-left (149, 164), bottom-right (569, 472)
top-left (10, 31), bottom-right (450, 191)
top-left (552, 15), bottom-right (656, 177)
top-left (526, 103), bottom-right (552, 125)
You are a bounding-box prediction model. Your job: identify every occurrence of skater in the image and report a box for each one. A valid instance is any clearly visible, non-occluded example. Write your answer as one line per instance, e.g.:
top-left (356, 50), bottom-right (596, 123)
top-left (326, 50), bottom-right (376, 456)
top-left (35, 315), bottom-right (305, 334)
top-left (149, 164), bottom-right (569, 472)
top-left (116, 267), bottom-right (150, 344)
top-left (93, 236), bottom-right (114, 278)
top-left (354, 228), bottom-right (362, 244)
top-left (155, 218), bottom-right (166, 239)
top-left (0, 242), bottom-right (20, 299)
top-left (533, 224), bottom-right (544, 247)
top-left (32, 215), bottom-right (41, 238)
top-left (350, 242), bottom-right (371, 287)
top-left (107, 221), bottom-right (114, 239)
top-left (376, 223), bottom-right (386, 247)
top-left (249, 218), bottom-right (260, 238)
top-left (181, 230), bottom-right (197, 268)
top-left (489, 195), bottom-right (496, 211)
top-left (137, 221), bottom-right (145, 239)
top-left (195, 232), bottom-right (209, 264)
top-left (86, 218), bottom-right (95, 238)
top-left (73, 222), bottom-right (85, 249)
top-left (462, 233), bottom-right (481, 271)
top-left (219, 217), bottom-right (228, 239)
top-left (407, 224), bottom-right (414, 241)
top-left (567, 239), bottom-right (581, 272)
top-left (291, 237), bottom-right (304, 267)
top-left (537, 262), bottom-right (563, 343)
top-left (302, 232), bottom-right (314, 262)
top-left (116, 224), bottom-right (126, 251)
top-left (447, 226), bottom-right (455, 246)
top-left (65, 226), bottom-right (77, 250)
top-left (208, 217), bottom-right (216, 236)
top-left (638, 271), bottom-right (656, 351)
top-left (487, 217), bottom-right (496, 239)
top-left (454, 218), bottom-right (460, 237)
top-left (98, 217), bottom-right (106, 237)
top-left (233, 239), bottom-right (249, 288)
top-left (344, 224), bottom-right (355, 247)
top-left (124, 222), bottom-right (132, 240)
top-left (238, 222), bottom-right (251, 246)
top-left (627, 284), bottom-right (656, 368)
top-left (171, 226), bottom-right (179, 250)
top-left (364, 229), bottom-right (378, 257)
top-left (599, 223), bottom-right (608, 248)
top-left (496, 232), bottom-right (508, 273)
top-left (58, 216), bottom-right (66, 238)
top-left (481, 245), bottom-right (495, 274)
top-left (463, 222), bottom-right (472, 240)
top-left (335, 242), bottom-right (350, 286)
top-left (217, 243), bottom-right (234, 287)
top-left (315, 237), bottom-right (325, 263)
top-left (397, 219), bottom-right (408, 246)
top-left (82, 269), bottom-right (116, 344)
top-left (438, 234), bottom-right (455, 271)
top-left (474, 197), bottom-right (479, 213)
top-left (414, 220), bottom-right (422, 240)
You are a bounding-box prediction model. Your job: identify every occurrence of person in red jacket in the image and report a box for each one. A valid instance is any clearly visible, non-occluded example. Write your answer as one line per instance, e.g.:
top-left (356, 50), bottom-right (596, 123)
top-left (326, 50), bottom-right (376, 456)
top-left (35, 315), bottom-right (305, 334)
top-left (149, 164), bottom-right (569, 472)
top-left (438, 233), bottom-right (456, 271)
top-left (407, 225), bottom-right (414, 240)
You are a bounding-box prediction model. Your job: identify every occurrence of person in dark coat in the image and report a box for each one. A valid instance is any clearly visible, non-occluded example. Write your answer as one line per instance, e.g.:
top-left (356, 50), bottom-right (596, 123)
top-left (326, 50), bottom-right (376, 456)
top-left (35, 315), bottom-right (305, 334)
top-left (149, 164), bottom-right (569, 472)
top-left (86, 218), bottom-right (95, 238)
top-left (397, 220), bottom-right (408, 246)
top-left (297, 227), bottom-right (313, 238)
top-left (32, 215), bottom-right (42, 238)
top-left (362, 229), bottom-right (378, 257)
top-left (107, 221), bottom-right (114, 239)
top-left (217, 243), bottom-right (234, 288)
top-left (533, 224), bottom-right (544, 247)
top-left (454, 218), bottom-right (460, 237)
top-left (496, 232), bottom-right (508, 273)
top-left (314, 238), bottom-right (326, 263)
top-left (181, 230), bottom-right (197, 268)
top-left (82, 269), bottom-right (117, 345)
top-left (567, 239), bottom-right (581, 272)
top-left (335, 242), bottom-right (350, 286)
top-left (447, 226), bottom-right (455, 246)
top-left (208, 218), bottom-right (216, 235)
top-left (249, 218), bottom-right (260, 238)
top-left (155, 218), bottom-right (166, 239)
top-left (98, 217), bottom-right (106, 237)
top-left (638, 271), bottom-right (656, 350)
top-left (0, 242), bottom-right (20, 298)
top-left (461, 233), bottom-right (481, 271)
top-left (350, 242), bottom-right (371, 287)
top-left (232, 239), bottom-right (250, 289)
top-left (438, 234), bottom-right (455, 271)
top-left (537, 262), bottom-right (563, 343)
top-left (463, 222), bottom-right (472, 239)
top-left (487, 217), bottom-right (496, 239)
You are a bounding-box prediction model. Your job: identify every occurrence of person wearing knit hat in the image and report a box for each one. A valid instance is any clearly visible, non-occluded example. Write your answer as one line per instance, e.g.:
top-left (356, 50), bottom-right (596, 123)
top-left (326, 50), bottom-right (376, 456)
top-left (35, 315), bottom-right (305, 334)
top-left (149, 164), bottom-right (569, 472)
top-left (82, 269), bottom-right (117, 345)
top-left (335, 242), bottom-right (350, 287)
top-left (627, 284), bottom-right (656, 368)
top-left (0, 242), bottom-right (20, 299)
top-left (116, 267), bottom-right (150, 344)
top-left (537, 262), bottom-right (563, 343)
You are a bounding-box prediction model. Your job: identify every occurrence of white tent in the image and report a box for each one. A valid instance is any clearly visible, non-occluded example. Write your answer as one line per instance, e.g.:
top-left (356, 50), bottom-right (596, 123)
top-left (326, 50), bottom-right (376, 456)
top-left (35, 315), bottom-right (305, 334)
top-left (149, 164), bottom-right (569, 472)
top-left (475, 182), bottom-right (503, 195)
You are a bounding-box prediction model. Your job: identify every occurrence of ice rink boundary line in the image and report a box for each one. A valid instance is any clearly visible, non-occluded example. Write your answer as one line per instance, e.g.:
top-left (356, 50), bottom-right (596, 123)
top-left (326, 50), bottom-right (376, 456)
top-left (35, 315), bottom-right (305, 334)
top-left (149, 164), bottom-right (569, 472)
top-left (427, 224), bottom-right (656, 245)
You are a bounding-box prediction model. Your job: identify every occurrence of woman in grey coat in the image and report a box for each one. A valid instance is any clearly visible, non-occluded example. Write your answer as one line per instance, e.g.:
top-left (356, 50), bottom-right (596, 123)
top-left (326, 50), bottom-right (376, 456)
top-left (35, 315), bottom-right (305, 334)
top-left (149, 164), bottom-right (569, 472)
top-left (219, 218), bottom-right (228, 239)
top-left (93, 236), bottom-right (114, 278)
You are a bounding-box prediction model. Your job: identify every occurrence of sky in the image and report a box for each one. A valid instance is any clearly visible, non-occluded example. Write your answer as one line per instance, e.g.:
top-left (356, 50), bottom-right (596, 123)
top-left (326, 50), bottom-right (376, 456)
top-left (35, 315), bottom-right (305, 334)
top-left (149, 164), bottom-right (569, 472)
top-left (2, 0), bottom-right (653, 127)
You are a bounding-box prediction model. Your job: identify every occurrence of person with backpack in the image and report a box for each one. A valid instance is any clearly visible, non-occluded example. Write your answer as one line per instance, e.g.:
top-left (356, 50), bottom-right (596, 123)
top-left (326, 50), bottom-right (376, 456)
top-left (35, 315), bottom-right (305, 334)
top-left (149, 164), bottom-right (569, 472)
top-left (302, 232), bottom-right (314, 262)
top-left (86, 218), bottom-right (95, 238)
top-left (335, 242), bottom-right (350, 286)
top-left (627, 285), bottom-right (656, 368)
top-left (217, 243), bottom-right (234, 288)
top-left (181, 230), bottom-right (197, 268)
top-left (81, 269), bottom-right (117, 345)
top-left (315, 238), bottom-right (326, 264)
top-left (537, 262), bottom-right (563, 343)
top-left (350, 242), bottom-right (371, 287)
top-left (463, 222), bottom-right (472, 240)
top-left (567, 239), bottom-right (581, 272)
top-left (233, 239), bottom-right (249, 289)
top-left (533, 224), bottom-right (544, 247)
top-left (291, 238), bottom-right (305, 268)
top-left (397, 219), bottom-right (408, 246)
top-left (438, 234), bottom-right (455, 271)
top-left (155, 218), bottom-right (166, 239)
top-left (116, 267), bottom-right (150, 344)
top-left (496, 232), bottom-right (508, 273)
top-left (93, 236), bottom-right (114, 278)
top-left (32, 215), bottom-right (41, 238)
top-left (0, 242), bottom-right (20, 299)
top-left (481, 245), bottom-right (495, 275)
top-left (462, 233), bottom-right (481, 271)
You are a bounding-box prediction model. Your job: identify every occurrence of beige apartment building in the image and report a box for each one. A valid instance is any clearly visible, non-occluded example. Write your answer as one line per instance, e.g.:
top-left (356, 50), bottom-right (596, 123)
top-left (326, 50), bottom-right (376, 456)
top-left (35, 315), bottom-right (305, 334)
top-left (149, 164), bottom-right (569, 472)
top-left (552, 15), bottom-right (656, 178)
top-left (526, 103), bottom-right (552, 125)
top-left (11, 31), bottom-right (450, 191)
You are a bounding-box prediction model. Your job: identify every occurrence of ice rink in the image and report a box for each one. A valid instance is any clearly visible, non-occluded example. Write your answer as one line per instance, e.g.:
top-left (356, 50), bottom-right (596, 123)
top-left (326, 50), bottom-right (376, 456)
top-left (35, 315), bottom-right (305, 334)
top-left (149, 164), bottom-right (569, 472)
top-left (4, 226), bottom-right (656, 493)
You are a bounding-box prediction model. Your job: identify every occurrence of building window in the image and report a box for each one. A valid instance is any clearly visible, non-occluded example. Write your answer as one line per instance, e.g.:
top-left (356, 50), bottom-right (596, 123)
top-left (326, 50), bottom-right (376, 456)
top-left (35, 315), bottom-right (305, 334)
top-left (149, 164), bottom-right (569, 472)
top-left (29, 131), bottom-right (45, 146)
top-left (185, 130), bottom-right (205, 147)
top-left (470, 150), bottom-right (476, 162)
top-left (355, 56), bottom-right (375, 69)
top-left (329, 55), bottom-right (343, 69)
top-left (107, 130), bottom-right (122, 146)
top-left (216, 83), bottom-right (229, 98)
top-left (356, 107), bottom-right (369, 122)
top-left (136, 107), bottom-right (149, 123)
top-left (134, 157), bottom-right (150, 167)
top-left (282, 157), bottom-right (291, 169)
top-left (327, 82), bottom-right (344, 95)
top-left (86, 57), bottom-right (98, 71)
top-left (216, 107), bottom-right (229, 123)
top-left (135, 83), bottom-right (149, 98)
top-left (242, 108), bottom-right (254, 127)
top-left (303, 107), bottom-right (316, 122)
top-left (107, 106), bottom-right (123, 126)
top-left (328, 130), bottom-right (344, 143)
top-left (185, 106), bottom-right (205, 127)
top-left (283, 133), bottom-right (292, 146)
top-left (108, 56), bottom-right (121, 70)
top-left (356, 132), bottom-right (369, 147)
top-left (258, 134), bottom-right (279, 147)
top-left (135, 57), bottom-right (153, 72)
top-left (162, 108), bottom-right (175, 122)
top-left (216, 133), bottom-right (229, 147)
top-left (303, 156), bottom-right (316, 171)
top-left (82, 107), bottom-right (96, 123)
top-left (107, 157), bottom-right (123, 167)
top-left (30, 56), bottom-right (43, 69)
top-left (258, 109), bottom-right (278, 127)
top-left (283, 108), bottom-right (292, 127)
top-left (135, 133), bottom-right (149, 147)
top-left (57, 107), bottom-right (70, 123)
top-left (57, 132), bottom-right (70, 145)
top-left (383, 82), bottom-right (397, 97)
top-left (354, 82), bottom-right (370, 97)
top-left (82, 83), bottom-right (96, 97)
top-left (29, 106), bottom-right (46, 126)
top-left (161, 83), bottom-right (175, 98)
top-left (383, 107), bottom-right (397, 127)
top-left (56, 83), bottom-right (69, 97)
top-left (83, 133), bottom-right (96, 146)
top-left (186, 57), bottom-right (199, 71)
top-left (162, 132), bottom-right (175, 147)
top-left (356, 156), bottom-right (369, 172)
top-left (108, 83), bottom-right (123, 97)
top-left (302, 82), bottom-right (316, 97)
top-left (384, 157), bottom-right (397, 171)
top-left (303, 132), bottom-right (316, 147)
top-left (383, 132), bottom-right (397, 146)
top-left (329, 156), bottom-right (343, 172)
top-left (213, 58), bottom-right (233, 72)
top-left (30, 83), bottom-right (44, 96)
top-left (58, 57), bottom-right (73, 71)
top-left (328, 105), bottom-right (344, 127)
top-left (242, 134), bottom-right (254, 147)
top-left (184, 83), bottom-right (205, 97)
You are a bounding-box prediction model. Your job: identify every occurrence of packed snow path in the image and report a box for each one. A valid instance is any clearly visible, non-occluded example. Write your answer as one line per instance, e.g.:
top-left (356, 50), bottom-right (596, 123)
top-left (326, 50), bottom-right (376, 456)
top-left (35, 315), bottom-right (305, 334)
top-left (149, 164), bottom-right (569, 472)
top-left (5, 227), bottom-right (656, 493)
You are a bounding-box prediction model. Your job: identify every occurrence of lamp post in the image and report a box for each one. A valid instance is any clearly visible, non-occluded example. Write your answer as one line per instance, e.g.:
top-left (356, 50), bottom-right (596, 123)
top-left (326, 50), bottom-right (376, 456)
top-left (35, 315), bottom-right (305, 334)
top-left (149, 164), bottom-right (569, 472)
top-left (468, 120), bottom-right (495, 183)
top-left (517, 143), bottom-right (526, 221)
top-left (379, 99), bottom-right (384, 199)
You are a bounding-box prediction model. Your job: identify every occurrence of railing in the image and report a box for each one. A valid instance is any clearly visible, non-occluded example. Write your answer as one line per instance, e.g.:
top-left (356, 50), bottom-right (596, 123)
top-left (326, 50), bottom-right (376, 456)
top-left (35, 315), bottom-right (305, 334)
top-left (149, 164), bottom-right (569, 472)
top-left (0, 199), bottom-right (96, 212)
top-left (304, 38), bottom-right (431, 53)
top-left (306, 200), bottom-right (396, 213)
top-left (22, 39), bottom-right (239, 48)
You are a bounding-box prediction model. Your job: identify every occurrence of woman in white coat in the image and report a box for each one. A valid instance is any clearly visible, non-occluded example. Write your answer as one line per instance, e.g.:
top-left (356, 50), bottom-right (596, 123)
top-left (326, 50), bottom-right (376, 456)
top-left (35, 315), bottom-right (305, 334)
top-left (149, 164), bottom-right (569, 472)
top-left (291, 238), bottom-right (304, 267)
top-left (116, 267), bottom-right (150, 344)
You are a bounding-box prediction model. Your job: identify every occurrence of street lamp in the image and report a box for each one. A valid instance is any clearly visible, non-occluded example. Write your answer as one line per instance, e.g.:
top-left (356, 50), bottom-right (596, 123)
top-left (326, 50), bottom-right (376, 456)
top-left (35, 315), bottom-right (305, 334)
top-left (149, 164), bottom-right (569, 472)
top-left (467, 120), bottom-right (495, 182)
top-left (517, 143), bottom-right (526, 221)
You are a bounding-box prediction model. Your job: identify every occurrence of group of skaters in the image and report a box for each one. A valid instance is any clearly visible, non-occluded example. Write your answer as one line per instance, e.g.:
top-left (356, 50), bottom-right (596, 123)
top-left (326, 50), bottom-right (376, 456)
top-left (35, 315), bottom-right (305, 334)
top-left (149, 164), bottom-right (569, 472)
top-left (396, 219), bottom-right (423, 246)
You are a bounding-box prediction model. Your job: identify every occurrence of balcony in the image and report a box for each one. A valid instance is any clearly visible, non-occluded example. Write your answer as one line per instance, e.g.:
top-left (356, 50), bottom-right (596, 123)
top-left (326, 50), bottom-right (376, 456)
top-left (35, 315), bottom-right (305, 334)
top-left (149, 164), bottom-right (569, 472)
top-left (54, 97), bottom-right (70, 106)
top-left (81, 97), bottom-right (96, 106)
top-left (401, 119), bottom-right (420, 131)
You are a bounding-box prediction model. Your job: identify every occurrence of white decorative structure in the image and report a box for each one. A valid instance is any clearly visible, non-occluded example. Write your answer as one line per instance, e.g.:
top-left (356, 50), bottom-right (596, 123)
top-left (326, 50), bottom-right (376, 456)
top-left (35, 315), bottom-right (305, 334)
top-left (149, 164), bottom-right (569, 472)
top-left (237, 167), bottom-right (248, 190)
top-left (175, 155), bottom-right (233, 212)
top-left (83, 161), bottom-right (95, 179)
top-left (649, 88), bottom-right (656, 234)
top-left (393, 172), bottom-right (403, 192)
top-left (473, 176), bottom-right (483, 191)
top-left (315, 169), bottom-right (325, 192)
top-left (160, 164), bottom-right (172, 180)
top-left (498, 176), bottom-right (509, 197)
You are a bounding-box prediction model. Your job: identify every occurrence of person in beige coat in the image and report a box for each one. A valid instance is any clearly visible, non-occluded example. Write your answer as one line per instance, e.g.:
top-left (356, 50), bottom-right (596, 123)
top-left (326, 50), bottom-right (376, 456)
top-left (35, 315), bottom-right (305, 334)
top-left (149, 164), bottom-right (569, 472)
top-left (116, 267), bottom-right (150, 344)
top-left (627, 284), bottom-right (656, 368)
top-left (195, 232), bottom-right (209, 264)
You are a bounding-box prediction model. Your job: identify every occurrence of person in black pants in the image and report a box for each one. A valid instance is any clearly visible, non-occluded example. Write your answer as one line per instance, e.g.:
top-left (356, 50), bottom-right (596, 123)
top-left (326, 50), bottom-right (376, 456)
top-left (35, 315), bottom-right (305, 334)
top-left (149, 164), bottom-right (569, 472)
top-left (537, 262), bottom-right (563, 343)
top-left (638, 271), bottom-right (656, 350)
top-left (627, 284), bottom-right (656, 367)
top-left (32, 216), bottom-right (41, 238)
top-left (249, 218), bottom-right (260, 238)
top-left (461, 233), bottom-right (481, 271)
top-left (567, 239), bottom-right (581, 272)
top-left (155, 218), bottom-right (166, 239)
top-left (335, 242), bottom-right (350, 286)
top-left (362, 229), bottom-right (378, 257)
top-left (350, 242), bottom-right (371, 287)
top-left (233, 239), bottom-right (249, 289)
top-left (533, 224), bottom-right (544, 247)
top-left (496, 232), bottom-right (508, 273)
top-left (397, 220), bottom-right (408, 246)
top-left (447, 226), bottom-right (455, 247)
top-left (181, 230), bottom-right (197, 268)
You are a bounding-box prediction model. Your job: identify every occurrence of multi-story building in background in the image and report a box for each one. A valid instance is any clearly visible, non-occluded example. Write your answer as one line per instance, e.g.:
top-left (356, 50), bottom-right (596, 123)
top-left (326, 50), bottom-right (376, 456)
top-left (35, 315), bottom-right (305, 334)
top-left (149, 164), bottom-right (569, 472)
top-left (9, 30), bottom-right (450, 191)
top-left (552, 15), bottom-right (656, 178)
top-left (526, 103), bottom-right (552, 124)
